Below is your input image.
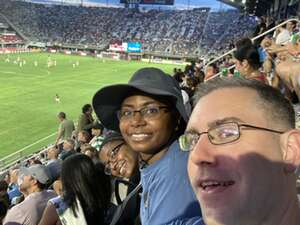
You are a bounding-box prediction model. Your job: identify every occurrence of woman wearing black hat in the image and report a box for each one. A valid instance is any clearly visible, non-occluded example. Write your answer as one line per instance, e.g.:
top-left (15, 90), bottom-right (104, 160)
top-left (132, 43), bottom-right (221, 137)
top-left (93, 67), bottom-right (201, 225)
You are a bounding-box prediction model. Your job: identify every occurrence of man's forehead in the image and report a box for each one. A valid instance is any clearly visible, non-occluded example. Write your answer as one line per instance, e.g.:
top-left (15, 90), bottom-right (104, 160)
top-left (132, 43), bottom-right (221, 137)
top-left (188, 88), bottom-right (260, 130)
top-left (194, 87), bottom-right (258, 110)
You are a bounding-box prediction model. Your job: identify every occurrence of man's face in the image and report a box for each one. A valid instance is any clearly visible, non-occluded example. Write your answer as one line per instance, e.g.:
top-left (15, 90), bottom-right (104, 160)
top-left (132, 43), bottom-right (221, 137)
top-left (47, 148), bottom-right (57, 159)
top-left (119, 95), bottom-right (174, 155)
top-left (91, 128), bottom-right (101, 136)
top-left (205, 66), bottom-right (215, 79)
top-left (63, 141), bottom-right (72, 151)
top-left (187, 88), bottom-right (286, 225)
top-left (287, 22), bottom-right (295, 32)
top-left (78, 132), bottom-right (88, 143)
top-left (18, 174), bottom-right (34, 193)
top-left (234, 59), bottom-right (247, 76)
top-left (86, 107), bottom-right (93, 115)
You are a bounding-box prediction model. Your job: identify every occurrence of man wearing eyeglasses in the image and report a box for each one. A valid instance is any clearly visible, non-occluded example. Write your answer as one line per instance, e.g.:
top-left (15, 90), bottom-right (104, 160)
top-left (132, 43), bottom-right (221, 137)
top-left (178, 77), bottom-right (300, 225)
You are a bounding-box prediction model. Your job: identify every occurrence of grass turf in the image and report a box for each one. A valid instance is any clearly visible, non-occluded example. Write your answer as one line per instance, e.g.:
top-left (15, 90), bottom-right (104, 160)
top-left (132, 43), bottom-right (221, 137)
top-left (0, 52), bottom-right (180, 159)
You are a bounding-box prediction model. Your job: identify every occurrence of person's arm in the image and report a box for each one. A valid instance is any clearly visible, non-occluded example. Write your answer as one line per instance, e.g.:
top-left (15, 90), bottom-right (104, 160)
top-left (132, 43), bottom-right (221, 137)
top-left (38, 203), bottom-right (61, 225)
top-left (55, 125), bottom-right (64, 146)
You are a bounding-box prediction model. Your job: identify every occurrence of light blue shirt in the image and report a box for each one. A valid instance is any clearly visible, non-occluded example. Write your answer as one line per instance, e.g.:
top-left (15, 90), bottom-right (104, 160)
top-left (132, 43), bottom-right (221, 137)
top-left (140, 141), bottom-right (201, 225)
top-left (166, 217), bottom-right (205, 225)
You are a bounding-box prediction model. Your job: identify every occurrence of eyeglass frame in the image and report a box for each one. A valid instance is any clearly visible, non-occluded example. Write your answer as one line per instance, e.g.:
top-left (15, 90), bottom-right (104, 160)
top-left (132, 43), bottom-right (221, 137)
top-left (104, 142), bottom-right (124, 175)
top-left (179, 122), bottom-right (285, 151)
top-left (117, 105), bottom-right (170, 121)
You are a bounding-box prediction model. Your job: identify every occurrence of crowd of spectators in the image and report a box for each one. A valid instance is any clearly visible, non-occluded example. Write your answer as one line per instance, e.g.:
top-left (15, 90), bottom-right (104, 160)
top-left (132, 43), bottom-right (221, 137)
top-left (0, 0), bottom-right (255, 56)
top-left (0, 16), bottom-right (23, 44)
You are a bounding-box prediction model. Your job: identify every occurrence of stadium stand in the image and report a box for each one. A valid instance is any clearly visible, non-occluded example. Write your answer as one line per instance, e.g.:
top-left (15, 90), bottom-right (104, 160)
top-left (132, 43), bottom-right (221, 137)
top-left (0, 0), bottom-right (255, 57)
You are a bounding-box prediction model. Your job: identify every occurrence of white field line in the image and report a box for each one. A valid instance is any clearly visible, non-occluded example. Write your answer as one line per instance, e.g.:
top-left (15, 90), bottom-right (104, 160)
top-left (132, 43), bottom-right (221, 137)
top-left (1, 131), bottom-right (57, 161)
top-left (2, 121), bottom-right (78, 160)
top-left (1, 71), bottom-right (16, 74)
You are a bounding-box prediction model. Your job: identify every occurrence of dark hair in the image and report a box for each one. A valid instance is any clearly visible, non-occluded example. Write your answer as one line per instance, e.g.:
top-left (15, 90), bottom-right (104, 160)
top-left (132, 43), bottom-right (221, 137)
top-left (193, 77), bottom-right (295, 129)
top-left (65, 138), bottom-right (75, 147)
top-left (99, 132), bottom-right (124, 152)
top-left (36, 181), bottom-right (48, 190)
top-left (58, 112), bottom-right (66, 119)
top-left (61, 154), bottom-right (112, 225)
top-left (78, 130), bottom-right (91, 143)
top-left (0, 199), bottom-right (8, 220)
top-left (82, 104), bottom-right (92, 114)
top-left (234, 45), bottom-right (261, 70)
top-left (235, 37), bottom-right (253, 49)
top-left (206, 63), bottom-right (218, 71)
top-left (0, 180), bottom-right (8, 192)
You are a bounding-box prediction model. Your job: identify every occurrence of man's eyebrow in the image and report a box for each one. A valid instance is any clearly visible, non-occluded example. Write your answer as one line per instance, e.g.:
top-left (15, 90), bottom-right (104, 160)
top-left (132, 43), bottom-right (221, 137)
top-left (186, 117), bottom-right (245, 133)
top-left (208, 117), bottom-right (245, 128)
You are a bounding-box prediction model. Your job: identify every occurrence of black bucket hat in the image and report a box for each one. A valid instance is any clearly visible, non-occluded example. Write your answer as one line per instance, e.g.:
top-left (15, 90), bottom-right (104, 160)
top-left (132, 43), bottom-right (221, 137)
top-left (92, 67), bottom-right (188, 131)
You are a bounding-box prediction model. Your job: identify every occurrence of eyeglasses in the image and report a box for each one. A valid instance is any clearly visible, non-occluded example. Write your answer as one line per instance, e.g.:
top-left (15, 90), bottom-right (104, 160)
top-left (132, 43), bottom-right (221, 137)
top-left (104, 142), bottom-right (124, 175)
top-left (179, 122), bottom-right (285, 151)
top-left (117, 105), bottom-right (169, 121)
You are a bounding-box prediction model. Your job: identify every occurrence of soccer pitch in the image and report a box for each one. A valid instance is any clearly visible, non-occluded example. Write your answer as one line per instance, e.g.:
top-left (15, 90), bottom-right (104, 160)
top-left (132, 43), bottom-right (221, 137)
top-left (0, 53), bottom-right (179, 159)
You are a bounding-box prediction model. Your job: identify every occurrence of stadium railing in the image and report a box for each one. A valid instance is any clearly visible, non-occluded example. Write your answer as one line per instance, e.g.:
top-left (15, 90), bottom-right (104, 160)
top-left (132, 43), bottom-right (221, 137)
top-left (0, 132), bottom-right (57, 174)
top-left (205, 18), bottom-right (300, 81)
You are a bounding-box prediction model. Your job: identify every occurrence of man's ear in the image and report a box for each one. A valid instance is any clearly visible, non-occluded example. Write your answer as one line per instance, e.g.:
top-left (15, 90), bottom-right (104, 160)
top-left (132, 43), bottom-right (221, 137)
top-left (280, 129), bottom-right (300, 173)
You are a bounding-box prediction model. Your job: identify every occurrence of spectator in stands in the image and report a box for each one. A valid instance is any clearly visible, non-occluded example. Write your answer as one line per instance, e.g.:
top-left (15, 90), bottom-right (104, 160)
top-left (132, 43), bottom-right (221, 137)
top-left (274, 23), bottom-right (291, 45)
top-left (93, 67), bottom-right (201, 225)
top-left (54, 112), bottom-right (75, 147)
top-left (59, 138), bottom-right (76, 160)
top-left (98, 132), bottom-right (138, 179)
top-left (89, 121), bottom-right (105, 151)
top-left (287, 20), bottom-right (298, 35)
top-left (3, 164), bottom-right (56, 225)
top-left (98, 132), bottom-right (140, 225)
top-left (28, 158), bottom-right (43, 166)
top-left (234, 45), bottom-right (267, 83)
top-left (77, 130), bottom-right (92, 151)
top-left (38, 154), bottom-right (112, 225)
top-left (173, 69), bottom-right (184, 85)
top-left (46, 147), bottom-right (61, 183)
top-left (276, 59), bottom-right (300, 101)
top-left (235, 37), bottom-right (253, 49)
top-left (77, 104), bottom-right (94, 135)
top-left (82, 146), bottom-right (98, 163)
top-left (253, 16), bottom-right (267, 46)
top-left (0, 1), bottom-right (256, 57)
top-left (7, 169), bottom-right (22, 206)
top-left (204, 63), bottom-right (217, 81)
top-left (177, 77), bottom-right (300, 225)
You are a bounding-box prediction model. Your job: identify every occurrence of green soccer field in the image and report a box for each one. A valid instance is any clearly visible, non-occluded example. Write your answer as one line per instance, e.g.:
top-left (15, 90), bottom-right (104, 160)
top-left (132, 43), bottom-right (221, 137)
top-left (0, 52), bottom-right (179, 159)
